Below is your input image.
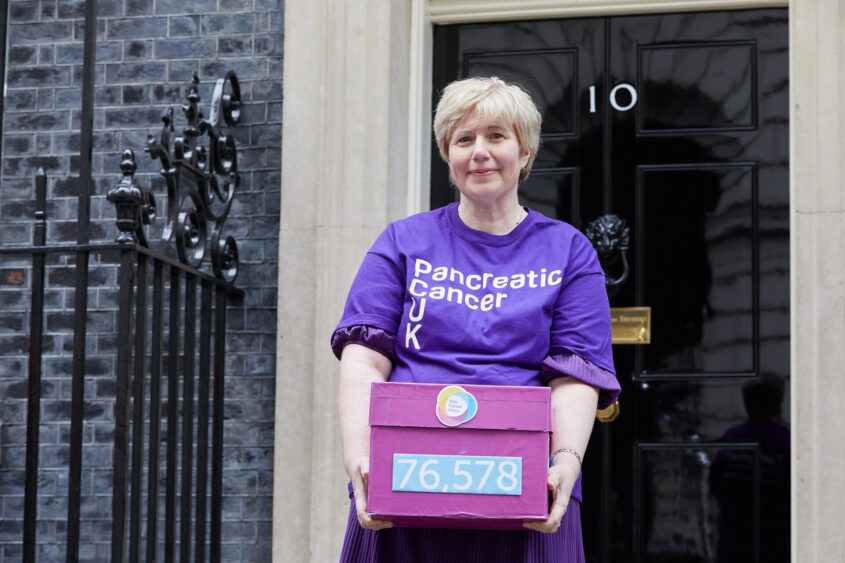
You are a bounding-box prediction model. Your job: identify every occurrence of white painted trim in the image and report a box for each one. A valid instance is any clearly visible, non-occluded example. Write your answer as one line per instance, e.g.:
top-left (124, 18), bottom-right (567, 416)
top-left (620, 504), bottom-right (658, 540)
top-left (429, 0), bottom-right (788, 24)
top-left (407, 0), bottom-right (433, 216)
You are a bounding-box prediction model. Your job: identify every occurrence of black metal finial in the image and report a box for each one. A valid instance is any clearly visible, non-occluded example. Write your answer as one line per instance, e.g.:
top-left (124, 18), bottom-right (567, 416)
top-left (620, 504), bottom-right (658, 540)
top-left (183, 73), bottom-right (201, 134)
top-left (34, 168), bottom-right (47, 222)
top-left (119, 148), bottom-right (137, 177)
top-left (107, 149), bottom-right (145, 244)
top-left (188, 71), bottom-right (200, 101)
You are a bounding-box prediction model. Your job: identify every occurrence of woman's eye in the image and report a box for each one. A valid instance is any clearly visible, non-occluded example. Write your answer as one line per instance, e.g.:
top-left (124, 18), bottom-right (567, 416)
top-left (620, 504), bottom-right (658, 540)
top-left (456, 136), bottom-right (471, 143)
top-left (489, 132), bottom-right (504, 139)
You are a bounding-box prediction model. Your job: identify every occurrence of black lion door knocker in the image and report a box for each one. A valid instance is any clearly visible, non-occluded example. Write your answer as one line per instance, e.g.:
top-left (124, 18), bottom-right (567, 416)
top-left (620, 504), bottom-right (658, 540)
top-left (584, 214), bottom-right (630, 300)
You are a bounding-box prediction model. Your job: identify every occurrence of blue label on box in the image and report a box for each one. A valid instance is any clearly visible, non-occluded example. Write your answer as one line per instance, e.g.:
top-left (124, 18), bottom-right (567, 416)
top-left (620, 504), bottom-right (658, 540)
top-left (392, 453), bottom-right (522, 496)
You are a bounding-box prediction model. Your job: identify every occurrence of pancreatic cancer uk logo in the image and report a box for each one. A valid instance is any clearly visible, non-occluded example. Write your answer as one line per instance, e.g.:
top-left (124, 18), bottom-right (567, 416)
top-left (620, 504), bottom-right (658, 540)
top-left (403, 257), bottom-right (564, 351)
top-left (436, 385), bottom-right (478, 427)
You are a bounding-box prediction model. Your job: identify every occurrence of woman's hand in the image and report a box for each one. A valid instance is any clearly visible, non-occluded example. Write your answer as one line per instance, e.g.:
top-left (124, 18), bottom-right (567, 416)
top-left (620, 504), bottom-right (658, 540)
top-left (523, 456), bottom-right (580, 533)
top-left (523, 376), bottom-right (598, 533)
top-left (347, 455), bottom-right (393, 531)
top-left (338, 345), bottom-right (394, 531)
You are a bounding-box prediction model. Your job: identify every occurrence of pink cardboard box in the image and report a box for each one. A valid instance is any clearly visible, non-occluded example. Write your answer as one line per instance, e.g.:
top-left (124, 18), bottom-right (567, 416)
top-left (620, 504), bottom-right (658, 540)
top-left (367, 382), bottom-right (551, 529)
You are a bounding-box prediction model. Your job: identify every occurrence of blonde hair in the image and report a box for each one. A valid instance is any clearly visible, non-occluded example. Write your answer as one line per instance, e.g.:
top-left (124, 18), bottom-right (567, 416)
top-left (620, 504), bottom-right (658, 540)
top-left (433, 76), bottom-right (542, 182)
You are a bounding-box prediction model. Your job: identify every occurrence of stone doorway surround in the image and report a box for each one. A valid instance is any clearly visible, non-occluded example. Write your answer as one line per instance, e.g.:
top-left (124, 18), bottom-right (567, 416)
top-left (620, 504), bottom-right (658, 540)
top-left (274, 0), bottom-right (845, 561)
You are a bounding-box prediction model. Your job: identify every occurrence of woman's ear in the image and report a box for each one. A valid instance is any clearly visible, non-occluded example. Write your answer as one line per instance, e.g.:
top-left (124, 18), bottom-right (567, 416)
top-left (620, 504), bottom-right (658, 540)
top-left (519, 150), bottom-right (532, 181)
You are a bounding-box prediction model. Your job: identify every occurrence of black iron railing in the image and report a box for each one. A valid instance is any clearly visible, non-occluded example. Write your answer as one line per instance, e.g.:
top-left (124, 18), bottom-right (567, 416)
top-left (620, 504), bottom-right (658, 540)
top-left (2, 66), bottom-right (245, 562)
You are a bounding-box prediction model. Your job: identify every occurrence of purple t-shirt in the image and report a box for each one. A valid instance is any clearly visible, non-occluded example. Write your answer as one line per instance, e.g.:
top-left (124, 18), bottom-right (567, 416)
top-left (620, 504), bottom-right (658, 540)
top-left (333, 203), bottom-right (619, 403)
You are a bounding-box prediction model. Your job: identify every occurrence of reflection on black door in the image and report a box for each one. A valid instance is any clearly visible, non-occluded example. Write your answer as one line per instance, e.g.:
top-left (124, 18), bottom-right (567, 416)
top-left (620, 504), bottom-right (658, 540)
top-left (432, 10), bottom-right (789, 563)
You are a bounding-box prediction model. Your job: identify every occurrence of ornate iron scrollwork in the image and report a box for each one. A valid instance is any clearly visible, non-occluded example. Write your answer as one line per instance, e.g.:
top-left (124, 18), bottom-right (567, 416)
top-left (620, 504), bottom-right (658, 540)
top-left (109, 72), bottom-right (242, 283)
top-left (584, 214), bottom-right (630, 299)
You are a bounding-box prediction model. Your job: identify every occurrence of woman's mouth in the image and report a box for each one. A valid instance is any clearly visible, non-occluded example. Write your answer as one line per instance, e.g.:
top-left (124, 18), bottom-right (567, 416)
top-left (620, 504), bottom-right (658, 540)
top-left (469, 168), bottom-right (497, 176)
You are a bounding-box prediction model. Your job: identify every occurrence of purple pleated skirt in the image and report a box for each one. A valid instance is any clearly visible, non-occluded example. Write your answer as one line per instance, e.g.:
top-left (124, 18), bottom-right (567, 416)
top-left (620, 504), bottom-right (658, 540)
top-left (339, 491), bottom-right (585, 563)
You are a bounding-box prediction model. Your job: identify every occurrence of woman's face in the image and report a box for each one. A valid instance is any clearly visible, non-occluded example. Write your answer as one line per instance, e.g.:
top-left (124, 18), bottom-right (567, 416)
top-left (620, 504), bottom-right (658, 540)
top-left (447, 112), bottom-right (530, 207)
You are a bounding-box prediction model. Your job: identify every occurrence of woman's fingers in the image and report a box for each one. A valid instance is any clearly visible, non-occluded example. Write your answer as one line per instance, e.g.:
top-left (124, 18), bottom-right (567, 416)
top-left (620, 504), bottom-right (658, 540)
top-left (359, 513), bottom-right (394, 530)
top-left (350, 459), bottom-right (368, 519)
top-left (523, 494), bottom-right (567, 533)
top-left (523, 466), bottom-right (571, 533)
top-left (352, 457), bottom-right (393, 530)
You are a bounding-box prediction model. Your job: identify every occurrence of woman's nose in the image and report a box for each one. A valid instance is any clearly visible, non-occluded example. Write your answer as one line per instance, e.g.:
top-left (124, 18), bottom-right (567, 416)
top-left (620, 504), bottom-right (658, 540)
top-left (472, 139), bottom-right (490, 160)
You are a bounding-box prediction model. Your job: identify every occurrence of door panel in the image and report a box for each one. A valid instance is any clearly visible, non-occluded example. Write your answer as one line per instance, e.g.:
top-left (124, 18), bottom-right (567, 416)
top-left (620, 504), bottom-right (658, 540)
top-left (639, 163), bottom-right (756, 375)
top-left (466, 50), bottom-right (579, 134)
top-left (639, 42), bottom-right (757, 132)
top-left (517, 170), bottom-right (578, 224)
top-left (433, 9), bottom-right (789, 563)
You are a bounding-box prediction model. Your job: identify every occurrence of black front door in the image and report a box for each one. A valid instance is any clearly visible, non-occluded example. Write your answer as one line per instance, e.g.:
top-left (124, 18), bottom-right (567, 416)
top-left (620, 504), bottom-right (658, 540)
top-left (432, 9), bottom-right (789, 562)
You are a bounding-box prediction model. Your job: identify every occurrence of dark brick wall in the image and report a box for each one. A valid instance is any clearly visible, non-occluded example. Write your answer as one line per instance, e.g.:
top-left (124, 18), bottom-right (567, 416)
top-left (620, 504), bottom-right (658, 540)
top-left (0, 1), bottom-right (281, 560)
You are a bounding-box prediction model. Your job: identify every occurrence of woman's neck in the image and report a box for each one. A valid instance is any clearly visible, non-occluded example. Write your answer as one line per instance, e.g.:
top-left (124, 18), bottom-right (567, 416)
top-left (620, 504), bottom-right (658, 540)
top-left (457, 200), bottom-right (526, 235)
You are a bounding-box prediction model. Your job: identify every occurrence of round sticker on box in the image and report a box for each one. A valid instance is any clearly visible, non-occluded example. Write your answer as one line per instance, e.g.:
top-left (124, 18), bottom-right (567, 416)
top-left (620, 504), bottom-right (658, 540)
top-left (436, 385), bottom-right (478, 427)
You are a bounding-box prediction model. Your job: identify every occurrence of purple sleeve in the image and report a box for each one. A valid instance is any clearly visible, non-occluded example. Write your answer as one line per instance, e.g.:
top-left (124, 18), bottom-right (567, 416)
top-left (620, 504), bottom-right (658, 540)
top-left (330, 325), bottom-right (396, 361)
top-left (333, 226), bottom-right (406, 337)
top-left (540, 351), bottom-right (621, 409)
top-left (549, 233), bottom-right (616, 375)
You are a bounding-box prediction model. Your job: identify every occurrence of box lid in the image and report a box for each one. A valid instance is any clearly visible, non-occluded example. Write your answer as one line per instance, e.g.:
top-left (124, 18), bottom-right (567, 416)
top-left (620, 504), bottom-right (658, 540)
top-left (369, 382), bottom-right (551, 432)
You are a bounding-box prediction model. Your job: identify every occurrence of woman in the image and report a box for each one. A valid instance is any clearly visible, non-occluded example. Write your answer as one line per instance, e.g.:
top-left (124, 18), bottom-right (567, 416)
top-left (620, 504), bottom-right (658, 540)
top-left (332, 77), bottom-right (620, 562)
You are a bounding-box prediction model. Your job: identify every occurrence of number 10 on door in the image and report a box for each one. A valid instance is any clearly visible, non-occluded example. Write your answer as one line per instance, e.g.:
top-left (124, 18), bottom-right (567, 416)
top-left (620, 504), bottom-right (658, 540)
top-left (392, 453), bottom-right (522, 496)
top-left (588, 83), bottom-right (638, 113)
